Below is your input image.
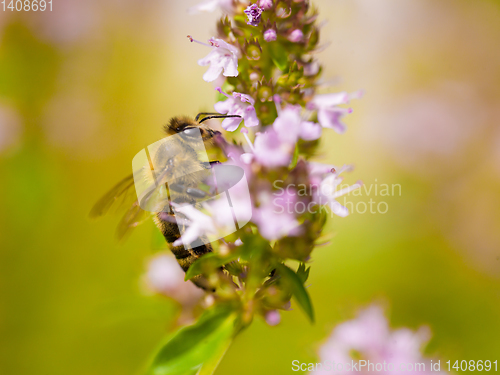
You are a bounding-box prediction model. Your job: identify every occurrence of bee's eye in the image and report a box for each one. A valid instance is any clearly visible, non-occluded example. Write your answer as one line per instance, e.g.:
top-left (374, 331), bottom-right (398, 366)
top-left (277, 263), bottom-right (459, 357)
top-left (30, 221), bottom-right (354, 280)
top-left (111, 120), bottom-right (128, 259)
top-left (182, 127), bottom-right (199, 138)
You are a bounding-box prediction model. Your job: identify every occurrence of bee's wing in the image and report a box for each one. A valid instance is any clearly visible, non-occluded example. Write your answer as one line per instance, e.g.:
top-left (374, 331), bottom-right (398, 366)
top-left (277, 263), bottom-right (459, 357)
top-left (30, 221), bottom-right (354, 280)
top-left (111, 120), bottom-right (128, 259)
top-left (115, 200), bottom-right (148, 241)
top-left (89, 174), bottom-right (151, 241)
top-left (89, 174), bottom-right (136, 218)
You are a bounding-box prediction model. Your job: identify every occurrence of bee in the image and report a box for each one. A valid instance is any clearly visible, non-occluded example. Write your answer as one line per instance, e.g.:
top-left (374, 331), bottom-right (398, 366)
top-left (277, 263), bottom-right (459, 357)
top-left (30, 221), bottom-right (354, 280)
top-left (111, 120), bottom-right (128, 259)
top-left (89, 113), bottom-right (241, 290)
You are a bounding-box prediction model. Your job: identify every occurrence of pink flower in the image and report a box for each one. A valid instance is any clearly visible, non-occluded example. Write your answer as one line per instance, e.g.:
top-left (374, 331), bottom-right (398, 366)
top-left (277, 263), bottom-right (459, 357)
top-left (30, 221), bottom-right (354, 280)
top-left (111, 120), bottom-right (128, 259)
top-left (259, 0), bottom-right (273, 10)
top-left (244, 4), bottom-right (263, 27)
top-left (254, 129), bottom-right (294, 167)
top-left (248, 103), bottom-right (321, 168)
top-left (315, 306), bottom-right (446, 375)
top-left (205, 159), bottom-right (253, 231)
top-left (307, 162), bottom-right (337, 187)
top-left (253, 189), bottom-right (300, 240)
top-left (319, 107), bottom-right (352, 134)
top-left (273, 105), bottom-right (322, 142)
top-left (225, 143), bottom-right (255, 178)
top-left (263, 28), bottom-right (277, 42)
top-left (188, 0), bottom-right (234, 14)
top-left (194, 37), bottom-right (240, 82)
top-left (214, 88), bottom-right (259, 131)
top-left (288, 29), bottom-right (303, 42)
top-left (313, 165), bottom-right (362, 217)
top-left (144, 254), bottom-right (203, 305)
top-left (171, 203), bottom-right (217, 247)
top-left (299, 120), bottom-right (322, 141)
top-left (308, 90), bottom-right (363, 134)
top-left (170, 196), bottom-right (251, 250)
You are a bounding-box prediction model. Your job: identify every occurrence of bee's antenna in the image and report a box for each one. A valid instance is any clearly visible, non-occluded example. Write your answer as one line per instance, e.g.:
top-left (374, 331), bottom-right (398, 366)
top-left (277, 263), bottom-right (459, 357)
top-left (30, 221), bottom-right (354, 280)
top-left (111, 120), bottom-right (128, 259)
top-left (195, 112), bottom-right (221, 121)
top-left (199, 114), bottom-right (242, 123)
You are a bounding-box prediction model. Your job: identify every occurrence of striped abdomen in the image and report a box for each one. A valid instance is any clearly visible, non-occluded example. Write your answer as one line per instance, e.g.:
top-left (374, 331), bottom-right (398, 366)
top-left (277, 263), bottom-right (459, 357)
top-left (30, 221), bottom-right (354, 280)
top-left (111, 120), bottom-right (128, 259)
top-left (153, 211), bottom-right (213, 290)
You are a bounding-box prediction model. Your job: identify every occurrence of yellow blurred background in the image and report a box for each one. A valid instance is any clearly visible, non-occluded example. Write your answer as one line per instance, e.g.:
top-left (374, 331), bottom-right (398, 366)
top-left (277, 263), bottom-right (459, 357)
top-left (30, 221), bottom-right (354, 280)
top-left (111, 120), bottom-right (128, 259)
top-left (1, 1), bottom-right (500, 374)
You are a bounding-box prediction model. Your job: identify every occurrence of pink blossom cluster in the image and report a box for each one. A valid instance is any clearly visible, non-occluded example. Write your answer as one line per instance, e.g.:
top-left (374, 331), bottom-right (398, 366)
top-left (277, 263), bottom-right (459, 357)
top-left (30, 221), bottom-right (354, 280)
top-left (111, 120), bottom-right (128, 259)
top-left (315, 306), bottom-right (447, 375)
top-left (180, 14), bottom-right (365, 247)
top-left (169, 0), bottom-right (365, 323)
top-left (169, 84), bottom-right (363, 244)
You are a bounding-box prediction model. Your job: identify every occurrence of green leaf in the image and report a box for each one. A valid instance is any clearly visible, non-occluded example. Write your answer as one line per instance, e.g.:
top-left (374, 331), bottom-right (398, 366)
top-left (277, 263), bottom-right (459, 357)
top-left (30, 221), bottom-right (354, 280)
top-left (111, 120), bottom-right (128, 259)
top-left (269, 42), bottom-right (288, 72)
top-left (146, 305), bottom-right (239, 375)
top-left (185, 250), bottom-right (242, 281)
top-left (276, 264), bottom-right (315, 323)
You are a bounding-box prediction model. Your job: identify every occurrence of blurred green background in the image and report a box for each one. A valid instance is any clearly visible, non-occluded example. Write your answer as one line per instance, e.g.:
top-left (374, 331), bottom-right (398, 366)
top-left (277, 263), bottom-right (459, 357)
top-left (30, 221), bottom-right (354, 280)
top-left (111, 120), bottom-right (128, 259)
top-left (1, 1), bottom-right (500, 374)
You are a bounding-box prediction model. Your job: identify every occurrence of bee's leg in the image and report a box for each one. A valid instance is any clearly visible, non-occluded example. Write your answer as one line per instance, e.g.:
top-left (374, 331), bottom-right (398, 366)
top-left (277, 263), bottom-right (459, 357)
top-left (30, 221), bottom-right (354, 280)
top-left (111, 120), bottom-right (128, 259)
top-left (169, 182), bottom-right (186, 193)
top-left (201, 160), bottom-right (221, 169)
top-left (186, 188), bottom-right (207, 198)
top-left (169, 182), bottom-right (207, 199)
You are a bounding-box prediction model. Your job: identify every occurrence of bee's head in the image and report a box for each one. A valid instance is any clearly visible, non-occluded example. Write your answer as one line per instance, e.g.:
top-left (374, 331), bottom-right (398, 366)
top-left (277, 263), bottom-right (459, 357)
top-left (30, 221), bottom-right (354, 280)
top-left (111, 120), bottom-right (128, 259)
top-left (164, 114), bottom-right (241, 142)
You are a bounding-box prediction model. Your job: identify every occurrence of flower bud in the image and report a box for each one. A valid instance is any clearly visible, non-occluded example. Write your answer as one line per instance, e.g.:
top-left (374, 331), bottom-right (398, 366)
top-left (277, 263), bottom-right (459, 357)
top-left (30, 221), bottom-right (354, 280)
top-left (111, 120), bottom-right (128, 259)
top-left (257, 78), bottom-right (274, 102)
top-left (244, 38), bottom-right (262, 60)
top-left (265, 310), bottom-right (281, 326)
top-left (217, 15), bottom-right (232, 37)
top-left (250, 72), bottom-right (260, 81)
top-left (264, 28), bottom-right (277, 42)
top-left (259, 0), bottom-right (273, 10)
top-left (288, 29), bottom-right (303, 42)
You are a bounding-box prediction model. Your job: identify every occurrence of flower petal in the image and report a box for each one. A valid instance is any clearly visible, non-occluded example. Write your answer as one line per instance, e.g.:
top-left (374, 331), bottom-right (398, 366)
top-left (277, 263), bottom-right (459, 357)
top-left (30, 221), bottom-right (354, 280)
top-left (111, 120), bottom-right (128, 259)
top-left (254, 130), bottom-right (293, 167)
top-left (240, 153), bottom-right (254, 164)
top-left (197, 50), bottom-right (217, 66)
top-left (318, 108), bottom-right (348, 134)
top-left (214, 98), bottom-right (234, 114)
top-left (300, 121), bottom-right (322, 141)
top-left (329, 200), bottom-right (349, 217)
top-left (222, 56), bottom-right (239, 77)
top-left (221, 117), bottom-right (242, 131)
top-left (243, 106), bottom-right (259, 127)
top-left (273, 107), bottom-right (301, 144)
top-left (188, 0), bottom-right (219, 14)
top-left (312, 92), bottom-right (349, 107)
top-left (235, 92), bottom-right (255, 106)
top-left (202, 64), bottom-right (224, 82)
top-left (214, 38), bottom-right (240, 57)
